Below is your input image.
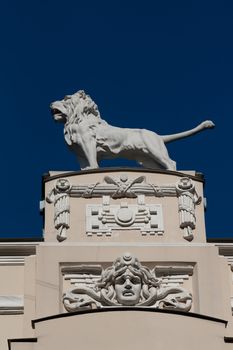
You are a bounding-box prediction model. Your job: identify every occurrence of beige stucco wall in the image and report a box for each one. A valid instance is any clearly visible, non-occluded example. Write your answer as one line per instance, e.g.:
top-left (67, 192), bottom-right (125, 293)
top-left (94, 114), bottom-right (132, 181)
top-left (0, 265), bottom-right (24, 295)
top-left (23, 255), bottom-right (36, 337)
top-left (0, 264), bottom-right (24, 350)
top-left (27, 310), bottom-right (228, 350)
top-left (34, 243), bottom-right (231, 321)
top-left (0, 244), bottom-right (36, 350)
top-left (0, 315), bottom-right (23, 350)
top-left (0, 241), bottom-right (232, 350)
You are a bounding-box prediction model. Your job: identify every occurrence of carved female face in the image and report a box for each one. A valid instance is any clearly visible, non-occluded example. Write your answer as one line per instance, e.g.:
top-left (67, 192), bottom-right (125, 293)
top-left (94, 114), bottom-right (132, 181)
top-left (114, 269), bottom-right (142, 306)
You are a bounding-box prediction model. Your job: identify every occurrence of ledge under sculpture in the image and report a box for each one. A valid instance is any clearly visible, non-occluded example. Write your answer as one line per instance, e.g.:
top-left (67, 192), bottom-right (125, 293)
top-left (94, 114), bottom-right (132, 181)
top-left (51, 90), bottom-right (214, 170)
top-left (63, 253), bottom-right (192, 312)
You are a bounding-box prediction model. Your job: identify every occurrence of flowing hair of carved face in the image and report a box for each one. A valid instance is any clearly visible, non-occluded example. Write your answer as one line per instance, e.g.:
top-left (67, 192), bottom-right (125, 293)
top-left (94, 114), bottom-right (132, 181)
top-left (97, 253), bottom-right (161, 305)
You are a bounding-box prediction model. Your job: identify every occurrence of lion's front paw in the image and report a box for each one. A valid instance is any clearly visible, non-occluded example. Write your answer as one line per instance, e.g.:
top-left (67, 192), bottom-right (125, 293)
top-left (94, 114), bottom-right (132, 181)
top-left (81, 165), bottom-right (99, 170)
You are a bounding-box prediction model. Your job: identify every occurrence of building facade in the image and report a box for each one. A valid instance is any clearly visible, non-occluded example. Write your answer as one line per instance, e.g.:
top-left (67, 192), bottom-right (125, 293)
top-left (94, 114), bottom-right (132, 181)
top-left (0, 168), bottom-right (233, 349)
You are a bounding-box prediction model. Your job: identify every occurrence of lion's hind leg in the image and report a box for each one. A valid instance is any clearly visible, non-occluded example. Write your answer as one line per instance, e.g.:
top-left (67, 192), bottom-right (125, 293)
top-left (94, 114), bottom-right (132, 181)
top-left (78, 155), bottom-right (92, 170)
top-left (137, 157), bottom-right (162, 170)
top-left (149, 153), bottom-right (176, 171)
top-left (141, 130), bottom-right (176, 171)
top-left (168, 159), bottom-right (176, 171)
top-left (138, 157), bottom-right (176, 171)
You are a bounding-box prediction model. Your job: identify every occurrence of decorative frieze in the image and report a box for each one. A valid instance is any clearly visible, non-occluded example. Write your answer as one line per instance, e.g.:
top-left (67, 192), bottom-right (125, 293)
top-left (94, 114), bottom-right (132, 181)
top-left (62, 253), bottom-right (193, 312)
top-left (68, 174), bottom-right (177, 198)
top-left (46, 174), bottom-right (177, 202)
top-left (46, 174), bottom-right (201, 242)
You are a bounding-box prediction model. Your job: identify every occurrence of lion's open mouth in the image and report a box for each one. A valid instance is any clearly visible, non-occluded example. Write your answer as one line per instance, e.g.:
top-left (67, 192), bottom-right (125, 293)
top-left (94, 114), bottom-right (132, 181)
top-left (50, 107), bottom-right (67, 122)
top-left (51, 108), bottom-right (63, 116)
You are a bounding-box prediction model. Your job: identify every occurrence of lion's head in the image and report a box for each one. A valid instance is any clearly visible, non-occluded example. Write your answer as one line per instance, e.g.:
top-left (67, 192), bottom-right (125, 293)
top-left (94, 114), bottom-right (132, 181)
top-left (50, 90), bottom-right (102, 125)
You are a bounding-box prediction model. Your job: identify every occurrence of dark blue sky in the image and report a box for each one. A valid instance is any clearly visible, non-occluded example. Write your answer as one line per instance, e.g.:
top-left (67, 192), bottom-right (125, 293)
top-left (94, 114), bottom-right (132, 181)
top-left (0, 1), bottom-right (232, 239)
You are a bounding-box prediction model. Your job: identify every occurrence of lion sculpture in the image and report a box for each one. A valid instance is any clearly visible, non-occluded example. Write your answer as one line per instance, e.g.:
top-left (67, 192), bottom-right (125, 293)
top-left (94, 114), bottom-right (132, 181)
top-left (51, 90), bottom-right (214, 170)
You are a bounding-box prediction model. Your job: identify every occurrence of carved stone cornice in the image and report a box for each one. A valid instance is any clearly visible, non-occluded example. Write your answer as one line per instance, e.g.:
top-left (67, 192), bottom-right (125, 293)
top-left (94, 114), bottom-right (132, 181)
top-left (0, 243), bottom-right (38, 256)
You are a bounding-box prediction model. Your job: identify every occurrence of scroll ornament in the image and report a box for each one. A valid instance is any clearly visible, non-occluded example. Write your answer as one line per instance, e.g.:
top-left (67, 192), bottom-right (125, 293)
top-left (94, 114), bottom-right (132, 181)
top-left (63, 253), bottom-right (192, 312)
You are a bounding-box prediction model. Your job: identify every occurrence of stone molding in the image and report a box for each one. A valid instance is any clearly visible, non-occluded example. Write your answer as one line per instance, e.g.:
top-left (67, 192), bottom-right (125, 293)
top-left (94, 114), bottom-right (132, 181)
top-left (0, 243), bottom-right (37, 256)
top-left (0, 256), bottom-right (25, 266)
top-left (0, 295), bottom-right (24, 315)
top-left (0, 243), bottom-right (37, 266)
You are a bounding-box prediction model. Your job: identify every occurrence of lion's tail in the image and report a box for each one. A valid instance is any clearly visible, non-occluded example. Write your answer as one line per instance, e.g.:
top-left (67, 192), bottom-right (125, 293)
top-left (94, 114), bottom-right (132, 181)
top-left (161, 120), bottom-right (215, 143)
